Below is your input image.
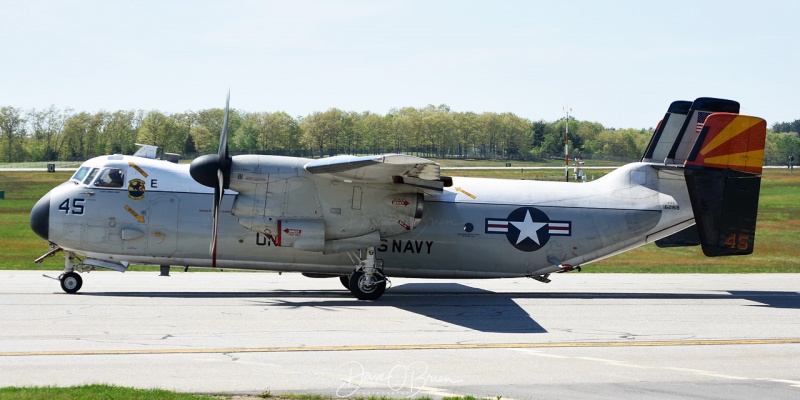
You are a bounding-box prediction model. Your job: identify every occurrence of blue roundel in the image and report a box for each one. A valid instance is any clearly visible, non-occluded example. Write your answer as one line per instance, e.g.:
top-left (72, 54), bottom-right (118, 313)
top-left (505, 207), bottom-right (551, 252)
top-left (485, 207), bottom-right (572, 252)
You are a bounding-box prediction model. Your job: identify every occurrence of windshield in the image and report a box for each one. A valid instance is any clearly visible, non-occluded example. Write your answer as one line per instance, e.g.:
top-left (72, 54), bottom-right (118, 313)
top-left (82, 168), bottom-right (99, 185)
top-left (71, 167), bottom-right (90, 183)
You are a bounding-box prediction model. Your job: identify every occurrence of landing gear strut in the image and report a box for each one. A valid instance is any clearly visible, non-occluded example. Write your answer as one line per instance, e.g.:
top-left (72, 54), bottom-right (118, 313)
top-left (59, 251), bottom-right (82, 294)
top-left (348, 247), bottom-right (387, 300)
top-left (38, 249), bottom-right (130, 294)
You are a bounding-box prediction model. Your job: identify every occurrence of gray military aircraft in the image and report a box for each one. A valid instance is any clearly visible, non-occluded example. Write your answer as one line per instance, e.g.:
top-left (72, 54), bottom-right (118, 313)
top-left (30, 96), bottom-right (767, 300)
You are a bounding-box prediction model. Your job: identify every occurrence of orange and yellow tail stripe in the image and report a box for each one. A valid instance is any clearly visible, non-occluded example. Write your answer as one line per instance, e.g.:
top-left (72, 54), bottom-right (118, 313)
top-left (685, 113), bottom-right (766, 174)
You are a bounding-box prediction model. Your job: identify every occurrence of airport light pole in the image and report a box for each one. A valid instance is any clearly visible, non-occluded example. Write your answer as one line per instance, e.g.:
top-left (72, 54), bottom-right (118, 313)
top-left (564, 106), bottom-right (571, 182)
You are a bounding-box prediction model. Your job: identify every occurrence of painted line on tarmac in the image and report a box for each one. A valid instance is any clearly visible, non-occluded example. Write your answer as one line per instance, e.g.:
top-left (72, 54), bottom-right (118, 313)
top-left (2, 338), bottom-right (800, 357)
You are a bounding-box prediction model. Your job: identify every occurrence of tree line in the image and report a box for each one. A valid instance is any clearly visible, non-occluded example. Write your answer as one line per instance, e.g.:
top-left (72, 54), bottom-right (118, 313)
top-left (0, 105), bottom-right (796, 165)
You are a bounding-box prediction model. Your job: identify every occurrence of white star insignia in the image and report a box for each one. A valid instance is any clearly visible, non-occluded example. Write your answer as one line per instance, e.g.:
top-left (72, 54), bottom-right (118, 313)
top-left (510, 210), bottom-right (547, 245)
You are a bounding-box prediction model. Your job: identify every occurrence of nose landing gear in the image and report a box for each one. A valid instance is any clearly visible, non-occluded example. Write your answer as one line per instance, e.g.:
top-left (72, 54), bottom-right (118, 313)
top-left (40, 250), bottom-right (84, 294)
top-left (59, 271), bottom-right (82, 294)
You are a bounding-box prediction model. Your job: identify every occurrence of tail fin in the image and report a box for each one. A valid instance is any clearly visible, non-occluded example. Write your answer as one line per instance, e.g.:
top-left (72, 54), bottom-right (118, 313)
top-left (641, 100), bottom-right (691, 163)
top-left (682, 112), bottom-right (767, 256)
top-left (666, 97), bottom-right (740, 165)
top-left (684, 113), bottom-right (767, 174)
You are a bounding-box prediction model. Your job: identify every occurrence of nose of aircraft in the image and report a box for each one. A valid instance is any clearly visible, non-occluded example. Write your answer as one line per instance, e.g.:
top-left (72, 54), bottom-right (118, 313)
top-left (30, 193), bottom-right (50, 241)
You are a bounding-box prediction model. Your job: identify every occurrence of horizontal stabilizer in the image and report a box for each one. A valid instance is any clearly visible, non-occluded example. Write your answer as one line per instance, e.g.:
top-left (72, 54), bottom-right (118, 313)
top-left (655, 225), bottom-right (701, 248)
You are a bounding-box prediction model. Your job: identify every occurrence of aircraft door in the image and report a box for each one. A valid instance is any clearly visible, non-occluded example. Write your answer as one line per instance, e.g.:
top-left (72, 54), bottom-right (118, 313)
top-left (147, 194), bottom-right (179, 257)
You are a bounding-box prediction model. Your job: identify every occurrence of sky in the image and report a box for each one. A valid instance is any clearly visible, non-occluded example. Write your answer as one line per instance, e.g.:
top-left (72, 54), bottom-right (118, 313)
top-left (2, 0), bottom-right (798, 129)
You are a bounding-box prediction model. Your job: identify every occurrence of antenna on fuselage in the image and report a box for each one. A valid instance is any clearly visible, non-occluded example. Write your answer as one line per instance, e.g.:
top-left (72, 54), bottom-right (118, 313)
top-left (133, 143), bottom-right (159, 159)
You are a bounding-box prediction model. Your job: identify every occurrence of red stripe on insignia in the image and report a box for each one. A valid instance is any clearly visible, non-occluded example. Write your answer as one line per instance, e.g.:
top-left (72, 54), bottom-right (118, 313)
top-left (548, 222), bottom-right (571, 235)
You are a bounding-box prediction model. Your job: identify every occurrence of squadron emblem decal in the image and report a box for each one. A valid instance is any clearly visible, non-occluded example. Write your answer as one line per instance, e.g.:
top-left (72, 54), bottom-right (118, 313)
top-left (127, 179), bottom-right (146, 200)
top-left (485, 207), bottom-right (571, 252)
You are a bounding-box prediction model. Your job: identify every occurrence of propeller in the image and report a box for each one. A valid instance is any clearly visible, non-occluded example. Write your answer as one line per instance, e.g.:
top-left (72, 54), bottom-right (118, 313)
top-left (189, 92), bottom-right (232, 267)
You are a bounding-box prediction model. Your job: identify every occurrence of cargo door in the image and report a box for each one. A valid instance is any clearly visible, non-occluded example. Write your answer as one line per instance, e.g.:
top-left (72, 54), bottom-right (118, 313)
top-left (147, 194), bottom-right (179, 257)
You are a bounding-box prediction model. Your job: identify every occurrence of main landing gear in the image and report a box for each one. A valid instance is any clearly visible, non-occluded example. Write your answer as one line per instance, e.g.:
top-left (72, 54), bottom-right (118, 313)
top-left (347, 247), bottom-right (388, 300)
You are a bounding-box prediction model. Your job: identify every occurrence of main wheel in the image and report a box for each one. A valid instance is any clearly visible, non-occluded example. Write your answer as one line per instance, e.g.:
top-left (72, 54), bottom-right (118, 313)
top-left (348, 270), bottom-right (386, 300)
top-left (60, 272), bottom-right (82, 294)
top-left (339, 275), bottom-right (350, 290)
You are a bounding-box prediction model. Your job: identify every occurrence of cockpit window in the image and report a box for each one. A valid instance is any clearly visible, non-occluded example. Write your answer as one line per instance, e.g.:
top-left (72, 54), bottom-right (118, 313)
top-left (93, 168), bottom-right (126, 188)
top-left (71, 167), bottom-right (90, 183)
top-left (83, 168), bottom-right (100, 185)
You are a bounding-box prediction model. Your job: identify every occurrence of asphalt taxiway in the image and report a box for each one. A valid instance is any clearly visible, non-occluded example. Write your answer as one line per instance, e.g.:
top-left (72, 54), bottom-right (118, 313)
top-left (1, 271), bottom-right (798, 399)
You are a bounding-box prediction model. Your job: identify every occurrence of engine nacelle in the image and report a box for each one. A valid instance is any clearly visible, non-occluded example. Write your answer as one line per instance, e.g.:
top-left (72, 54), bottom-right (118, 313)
top-left (374, 192), bottom-right (424, 237)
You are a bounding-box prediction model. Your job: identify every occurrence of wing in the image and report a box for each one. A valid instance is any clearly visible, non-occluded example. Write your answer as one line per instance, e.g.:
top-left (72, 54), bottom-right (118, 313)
top-left (304, 154), bottom-right (443, 190)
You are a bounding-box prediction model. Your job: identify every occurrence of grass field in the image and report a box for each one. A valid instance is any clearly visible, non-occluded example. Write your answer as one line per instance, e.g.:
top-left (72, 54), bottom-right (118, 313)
top-left (0, 384), bottom-right (472, 400)
top-left (0, 385), bottom-right (220, 400)
top-left (1, 167), bottom-right (798, 272)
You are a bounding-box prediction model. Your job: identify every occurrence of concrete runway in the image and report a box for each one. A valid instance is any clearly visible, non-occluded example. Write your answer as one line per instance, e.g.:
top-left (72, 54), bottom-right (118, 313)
top-left (1, 271), bottom-right (799, 399)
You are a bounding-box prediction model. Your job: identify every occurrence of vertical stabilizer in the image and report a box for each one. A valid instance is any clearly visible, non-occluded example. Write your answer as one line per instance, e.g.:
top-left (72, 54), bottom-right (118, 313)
top-left (684, 113), bottom-right (766, 174)
top-left (641, 100), bottom-right (691, 163)
top-left (666, 98), bottom-right (740, 165)
top-left (682, 112), bottom-right (767, 257)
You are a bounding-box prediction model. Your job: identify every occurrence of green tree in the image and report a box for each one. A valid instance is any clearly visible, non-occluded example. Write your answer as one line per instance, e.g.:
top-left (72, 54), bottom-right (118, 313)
top-left (136, 111), bottom-right (188, 156)
top-left (419, 105), bottom-right (455, 158)
top-left (60, 112), bottom-right (103, 160)
top-left (773, 120), bottom-right (800, 134)
top-left (0, 106), bottom-right (27, 162)
top-left (183, 131), bottom-right (197, 155)
top-left (453, 112), bottom-right (480, 158)
top-left (234, 112), bottom-right (261, 152)
top-left (765, 132), bottom-right (800, 165)
top-left (195, 108), bottom-right (242, 152)
top-left (104, 110), bottom-right (138, 155)
top-left (530, 120), bottom-right (548, 154)
top-left (575, 121), bottom-right (605, 154)
top-left (27, 106), bottom-right (68, 161)
top-left (190, 125), bottom-right (215, 154)
top-left (495, 112), bottom-right (530, 159)
top-left (360, 112), bottom-right (391, 155)
top-left (301, 109), bottom-right (345, 157)
top-left (594, 128), bottom-right (649, 159)
top-left (167, 113), bottom-right (192, 155)
top-left (388, 107), bottom-right (421, 155)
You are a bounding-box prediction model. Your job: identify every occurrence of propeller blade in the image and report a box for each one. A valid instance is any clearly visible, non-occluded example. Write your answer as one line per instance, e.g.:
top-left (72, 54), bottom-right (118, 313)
top-left (211, 183), bottom-right (219, 267)
top-left (188, 92), bottom-right (233, 267)
top-left (219, 91), bottom-right (230, 172)
top-left (211, 169), bottom-right (225, 263)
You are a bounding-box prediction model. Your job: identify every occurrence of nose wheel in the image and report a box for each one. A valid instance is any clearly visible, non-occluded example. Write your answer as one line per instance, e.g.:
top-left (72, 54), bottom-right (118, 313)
top-left (59, 271), bottom-right (82, 294)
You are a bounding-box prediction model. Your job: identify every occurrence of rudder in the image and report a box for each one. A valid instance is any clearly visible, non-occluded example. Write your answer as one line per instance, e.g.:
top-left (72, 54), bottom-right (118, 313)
top-left (682, 112), bottom-right (766, 256)
top-left (666, 97), bottom-right (740, 165)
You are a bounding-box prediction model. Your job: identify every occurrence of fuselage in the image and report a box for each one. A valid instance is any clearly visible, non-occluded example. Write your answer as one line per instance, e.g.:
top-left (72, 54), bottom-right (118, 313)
top-left (31, 154), bottom-right (694, 278)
